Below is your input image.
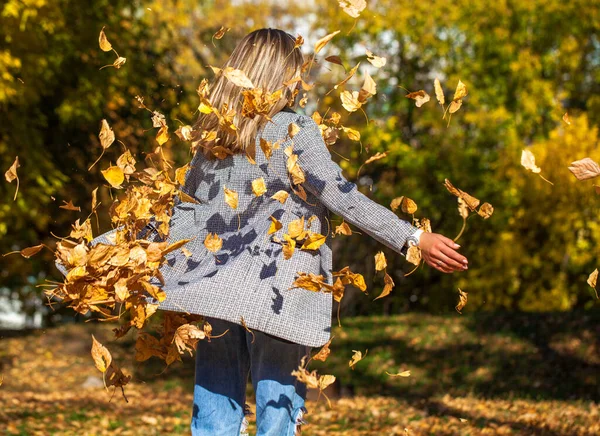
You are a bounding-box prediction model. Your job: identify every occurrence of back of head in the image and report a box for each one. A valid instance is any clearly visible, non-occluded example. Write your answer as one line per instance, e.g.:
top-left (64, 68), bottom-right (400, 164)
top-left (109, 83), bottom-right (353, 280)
top-left (193, 28), bottom-right (304, 158)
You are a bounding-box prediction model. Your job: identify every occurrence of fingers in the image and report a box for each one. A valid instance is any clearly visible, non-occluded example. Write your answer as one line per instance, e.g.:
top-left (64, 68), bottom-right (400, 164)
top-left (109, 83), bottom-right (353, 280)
top-left (429, 259), bottom-right (453, 273)
top-left (439, 245), bottom-right (468, 268)
top-left (440, 235), bottom-right (461, 249)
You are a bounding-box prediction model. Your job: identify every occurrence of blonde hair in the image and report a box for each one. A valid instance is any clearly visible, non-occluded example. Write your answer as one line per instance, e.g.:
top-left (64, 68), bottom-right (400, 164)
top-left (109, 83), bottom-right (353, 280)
top-left (194, 28), bottom-right (304, 158)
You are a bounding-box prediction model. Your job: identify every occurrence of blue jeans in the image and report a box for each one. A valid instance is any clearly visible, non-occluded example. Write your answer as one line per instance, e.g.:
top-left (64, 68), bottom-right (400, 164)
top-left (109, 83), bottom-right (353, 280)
top-left (191, 317), bottom-right (311, 435)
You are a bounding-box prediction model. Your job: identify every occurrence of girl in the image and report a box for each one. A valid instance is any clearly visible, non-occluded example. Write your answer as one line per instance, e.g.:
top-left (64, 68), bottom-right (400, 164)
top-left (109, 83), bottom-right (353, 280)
top-left (150, 28), bottom-right (468, 435)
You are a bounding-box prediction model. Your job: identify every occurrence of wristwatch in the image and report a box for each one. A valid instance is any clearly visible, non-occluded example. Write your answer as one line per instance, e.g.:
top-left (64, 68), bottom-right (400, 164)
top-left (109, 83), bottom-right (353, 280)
top-left (400, 229), bottom-right (424, 256)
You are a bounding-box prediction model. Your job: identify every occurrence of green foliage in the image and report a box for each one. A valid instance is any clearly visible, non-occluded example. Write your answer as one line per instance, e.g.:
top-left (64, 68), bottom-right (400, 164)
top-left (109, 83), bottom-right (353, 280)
top-left (311, 0), bottom-right (600, 312)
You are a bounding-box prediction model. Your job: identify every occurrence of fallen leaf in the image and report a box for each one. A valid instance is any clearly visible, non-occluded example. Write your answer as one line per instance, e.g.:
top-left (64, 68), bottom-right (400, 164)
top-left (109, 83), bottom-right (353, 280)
top-left (588, 268), bottom-right (598, 299)
top-left (477, 202), bottom-right (494, 219)
top-left (60, 200), bottom-right (81, 212)
top-left (456, 288), bottom-right (468, 314)
top-left (312, 337), bottom-right (333, 362)
top-left (374, 272), bottom-right (395, 300)
top-left (339, 0), bottom-right (367, 17)
top-left (101, 165), bottom-right (125, 188)
top-left (315, 30), bottom-right (341, 54)
top-left (366, 49), bottom-right (386, 68)
top-left (349, 349), bottom-right (367, 370)
top-left (568, 157), bottom-right (600, 181)
top-left (386, 370), bottom-right (411, 377)
top-left (91, 334), bottom-right (111, 373)
top-left (252, 177), bottom-right (267, 197)
top-left (374, 251), bottom-right (387, 271)
top-left (4, 156), bottom-right (20, 200)
top-left (444, 179), bottom-right (481, 211)
top-left (213, 26), bottom-right (230, 40)
top-left (204, 233), bottom-right (223, 253)
top-left (98, 27), bottom-right (112, 52)
top-left (271, 190), bottom-right (289, 204)
top-left (563, 112), bottom-right (571, 125)
top-left (335, 222), bottom-right (352, 235)
top-left (224, 187), bottom-right (238, 209)
top-left (405, 90), bottom-right (430, 108)
top-left (434, 78), bottom-right (445, 105)
top-left (223, 67), bottom-right (255, 88)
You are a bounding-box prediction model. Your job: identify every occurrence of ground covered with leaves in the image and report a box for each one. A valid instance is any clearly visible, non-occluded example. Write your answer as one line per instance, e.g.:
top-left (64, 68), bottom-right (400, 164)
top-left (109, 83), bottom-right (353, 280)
top-left (1, 312), bottom-right (598, 435)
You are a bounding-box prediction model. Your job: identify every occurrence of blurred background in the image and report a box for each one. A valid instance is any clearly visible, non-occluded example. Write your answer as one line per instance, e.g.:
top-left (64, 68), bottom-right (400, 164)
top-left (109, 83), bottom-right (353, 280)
top-left (1, 0), bottom-right (599, 434)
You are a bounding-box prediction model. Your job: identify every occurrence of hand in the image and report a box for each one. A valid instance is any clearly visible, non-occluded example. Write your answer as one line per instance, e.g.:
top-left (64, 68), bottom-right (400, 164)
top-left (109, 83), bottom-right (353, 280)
top-left (418, 233), bottom-right (468, 273)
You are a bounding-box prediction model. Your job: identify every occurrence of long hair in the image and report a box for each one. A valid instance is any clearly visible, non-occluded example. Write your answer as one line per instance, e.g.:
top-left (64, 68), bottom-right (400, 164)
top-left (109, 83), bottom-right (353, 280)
top-left (193, 28), bottom-right (304, 158)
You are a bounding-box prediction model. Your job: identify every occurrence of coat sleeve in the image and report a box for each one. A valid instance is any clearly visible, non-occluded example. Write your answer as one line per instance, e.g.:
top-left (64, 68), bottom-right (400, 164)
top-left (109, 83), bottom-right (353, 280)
top-left (292, 115), bottom-right (419, 255)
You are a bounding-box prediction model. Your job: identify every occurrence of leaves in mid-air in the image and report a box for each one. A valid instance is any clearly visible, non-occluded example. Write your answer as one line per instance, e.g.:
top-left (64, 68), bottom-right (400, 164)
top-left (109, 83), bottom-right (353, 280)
top-left (4, 156), bottom-right (20, 201)
top-left (455, 288), bottom-right (468, 314)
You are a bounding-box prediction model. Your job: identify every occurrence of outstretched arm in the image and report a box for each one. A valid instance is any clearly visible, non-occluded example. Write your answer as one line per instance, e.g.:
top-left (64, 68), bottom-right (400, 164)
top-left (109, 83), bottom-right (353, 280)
top-left (292, 115), bottom-right (467, 273)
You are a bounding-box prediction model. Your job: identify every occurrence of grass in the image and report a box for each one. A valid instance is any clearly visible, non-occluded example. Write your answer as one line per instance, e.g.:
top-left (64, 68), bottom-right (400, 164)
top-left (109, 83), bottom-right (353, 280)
top-left (0, 312), bottom-right (598, 435)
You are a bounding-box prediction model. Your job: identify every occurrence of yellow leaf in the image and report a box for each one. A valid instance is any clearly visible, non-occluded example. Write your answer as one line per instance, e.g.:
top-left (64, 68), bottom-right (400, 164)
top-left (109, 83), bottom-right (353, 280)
top-left (175, 164), bottom-right (190, 186)
top-left (374, 272), bottom-right (395, 300)
top-left (91, 334), bottom-right (111, 373)
top-left (477, 202), bottom-right (494, 219)
top-left (292, 272), bottom-right (327, 292)
top-left (98, 27), bottom-right (112, 52)
top-left (223, 187), bottom-right (238, 210)
top-left (588, 269), bottom-right (599, 299)
top-left (339, 0), bottom-right (367, 17)
top-left (301, 233), bottom-right (327, 250)
top-left (405, 90), bottom-right (430, 108)
top-left (175, 125), bottom-right (193, 141)
top-left (213, 26), bottom-right (230, 40)
top-left (288, 217), bottom-right (305, 239)
top-left (112, 57), bottom-right (126, 69)
top-left (349, 349), bottom-right (367, 370)
top-left (455, 288), bottom-right (468, 314)
top-left (406, 246), bottom-right (422, 266)
top-left (268, 216), bottom-right (282, 234)
top-left (340, 126), bottom-right (360, 141)
top-left (204, 233), bottom-right (223, 253)
top-left (452, 80), bottom-right (468, 100)
top-left (365, 49), bottom-right (386, 68)
top-left (252, 177), bottom-right (267, 197)
top-left (340, 90), bottom-right (362, 112)
top-left (448, 99), bottom-right (463, 114)
top-left (434, 78), bottom-right (445, 105)
top-left (401, 197), bottom-right (418, 214)
top-left (314, 30), bottom-right (341, 54)
top-left (335, 222), bottom-right (352, 235)
top-left (563, 112), bottom-right (571, 125)
top-left (282, 234), bottom-right (296, 260)
top-left (288, 122), bottom-right (300, 138)
top-left (312, 338), bottom-right (333, 362)
top-left (223, 66), bottom-right (255, 88)
top-left (156, 125), bottom-right (169, 145)
top-left (390, 196), bottom-right (404, 211)
top-left (271, 190), bottom-right (289, 204)
top-left (101, 165), bottom-right (124, 188)
top-left (386, 370), bottom-right (411, 377)
top-left (374, 251), bottom-right (387, 272)
top-left (5, 156), bottom-right (20, 200)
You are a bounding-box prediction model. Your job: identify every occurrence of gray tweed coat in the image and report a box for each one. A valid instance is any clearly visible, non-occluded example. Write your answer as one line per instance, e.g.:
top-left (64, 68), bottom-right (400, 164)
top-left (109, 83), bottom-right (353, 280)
top-left (56, 108), bottom-right (418, 347)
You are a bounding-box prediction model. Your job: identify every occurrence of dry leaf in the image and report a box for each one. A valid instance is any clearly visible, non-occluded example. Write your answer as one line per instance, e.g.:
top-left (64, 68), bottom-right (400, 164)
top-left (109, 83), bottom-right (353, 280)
top-left (386, 370), bottom-right (411, 377)
top-left (19, 244), bottom-right (45, 258)
top-left (456, 288), bottom-right (468, 314)
top-left (204, 233), bottom-right (223, 253)
top-left (156, 125), bottom-right (169, 145)
top-left (588, 269), bottom-right (599, 299)
top-left (288, 123), bottom-right (300, 138)
top-left (366, 49), bottom-right (386, 68)
top-left (434, 78), bottom-right (445, 105)
top-left (223, 187), bottom-right (238, 210)
top-left (223, 67), bottom-right (255, 88)
top-left (335, 222), bottom-right (352, 235)
top-left (271, 190), bottom-right (289, 204)
top-left (314, 30), bottom-right (341, 54)
top-left (101, 165), bottom-right (125, 188)
top-left (91, 334), bottom-right (111, 373)
top-left (213, 26), bottom-right (230, 40)
top-left (477, 202), bottom-right (494, 219)
top-left (340, 90), bottom-right (362, 112)
top-left (251, 177), bottom-right (267, 197)
top-left (5, 156), bottom-right (20, 201)
top-left (340, 126), bottom-right (361, 141)
top-left (98, 27), bottom-right (112, 52)
top-left (568, 157), bottom-right (600, 181)
top-left (401, 197), bottom-right (418, 214)
top-left (312, 338), bottom-right (333, 362)
top-left (405, 90), bottom-right (431, 108)
top-left (60, 200), bottom-right (81, 212)
top-left (268, 216), bottom-right (283, 235)
top-left (374, 251), bottom-right (387, 271)
top-left (390, 196), bottom-right (404, 212)
top-left (374, 272), bottom-right (395, 300)
top-left (563, 112), bottom-right (571, 125)
top-left (175, 125), bottom-right (193, 141)
top-left (349, 349), bottom-right (367, 370)
top-left (444, 179), bottom-right (481, 211)
top-left (406, 246), bottom-right (422, 266)
top-left (339, 0), bottom-right (367, 17)
top-left (301, 233), bottom-right (327, 250)
top-left (325, 55), bottom-right (343, 66)
top-left (112, 57), bottom-right (126, 69)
